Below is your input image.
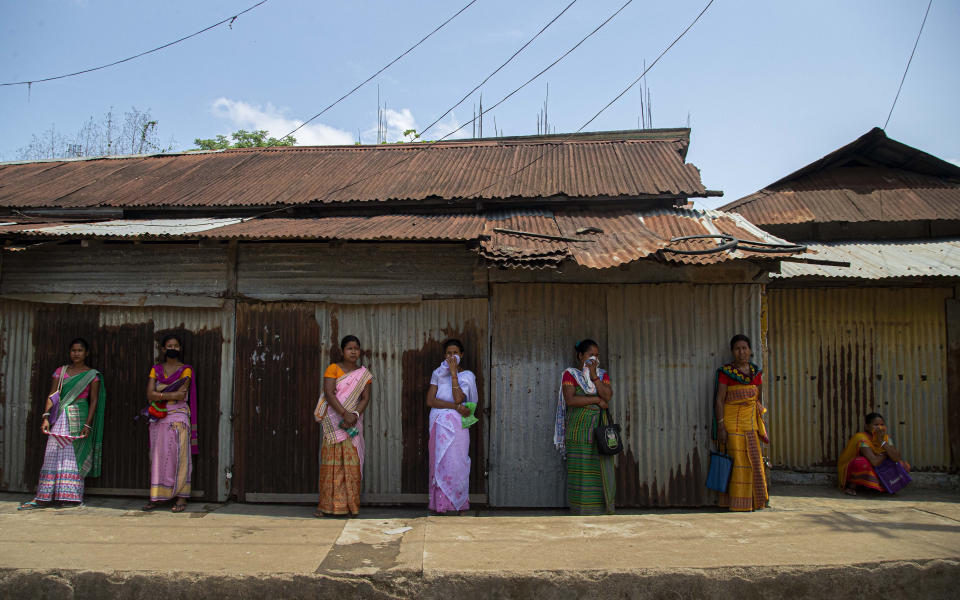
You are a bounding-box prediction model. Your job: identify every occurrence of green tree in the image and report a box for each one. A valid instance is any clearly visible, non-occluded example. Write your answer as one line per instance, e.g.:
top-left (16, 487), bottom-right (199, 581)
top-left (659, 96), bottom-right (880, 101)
top-left (193, 129), bottom-right (296, 150)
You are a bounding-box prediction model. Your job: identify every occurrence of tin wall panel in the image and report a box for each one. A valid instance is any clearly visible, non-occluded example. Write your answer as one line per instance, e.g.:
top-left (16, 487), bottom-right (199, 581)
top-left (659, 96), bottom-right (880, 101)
top-left (767, 287), bottom-right (951, 470)
top-left (0, 244), bottom-right (229, 296)
top-left (606, 283), bottom-right (762, 507)
top-left (15, 304), bottom-right (224, 499)
top-left (237, 243), bottom-right (485, 300)
top-left (233, 299), bottom-right (488, 500)
top-left (315, 299), bottom-right (488, 496)
top-left (489, 284), bottom-right (609, 507)
top-left (0, 301), bottom-right (36, 491)
top-left (488, 283), bottom-right (761, 508)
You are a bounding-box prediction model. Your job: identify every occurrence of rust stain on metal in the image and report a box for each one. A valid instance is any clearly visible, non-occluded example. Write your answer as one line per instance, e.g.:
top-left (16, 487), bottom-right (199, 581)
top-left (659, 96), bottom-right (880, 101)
top-left (400, 323), bottom-right (485, 495)
top-left (615, 447), bottom-right (706, 507)
top-left (0, 131), bottom-right (706, 209)
top-left (233, 303), bottom-right (321, 500)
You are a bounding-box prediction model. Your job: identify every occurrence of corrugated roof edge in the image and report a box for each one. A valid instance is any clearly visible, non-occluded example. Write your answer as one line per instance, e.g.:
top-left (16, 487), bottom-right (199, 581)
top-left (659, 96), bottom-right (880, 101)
top-left (720, 127), bottom-right (960, 214)
top-left (0, 128), bottom-right (692, 167)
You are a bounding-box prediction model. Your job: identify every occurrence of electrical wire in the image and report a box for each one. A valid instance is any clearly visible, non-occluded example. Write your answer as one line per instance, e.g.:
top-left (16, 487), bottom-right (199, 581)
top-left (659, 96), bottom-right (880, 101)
top-left (281, 0), bottom-right (479, 139)
top-left (437, 0), bottom-right (633, 141)
top-left (458, 0), bottom-right (715, 199)
top-left (0, 0), bottom-right (271, 88)
top-left (418, 0), bottom-right (579, 138)
top-left (245, 0), bottom-right (635, 219)
top-left (883, 0), bottom-right (933, 129)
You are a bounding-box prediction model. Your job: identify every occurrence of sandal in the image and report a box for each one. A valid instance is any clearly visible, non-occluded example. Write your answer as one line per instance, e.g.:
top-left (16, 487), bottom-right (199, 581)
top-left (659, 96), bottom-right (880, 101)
top-left (18, 500), bottom-right (47, 511)
top-left (171, 502), bottom-right (187, 513)
top-left (844, 487), bottom-right (857, 496)
top-left (141, 502), bottom-right (161, 511)
top-left (313, 510), bottom-right (325, 518)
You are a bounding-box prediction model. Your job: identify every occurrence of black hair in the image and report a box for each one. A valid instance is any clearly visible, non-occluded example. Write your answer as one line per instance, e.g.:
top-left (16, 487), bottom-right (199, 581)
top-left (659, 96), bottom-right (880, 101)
top-left (68, 337), bottom-right (90, 351)
top-left (575, 339), bottom-right (598, 355)
top-left (443, 338), bottom-right (464, 353)
top-left (161, 333), bottom-right (182, 348)
top-left (340, 335), bottom-right (361, 350)
top-left (865, 412), bottom-right (884, 425)
top-left (730, 334), bottom-right (752, 350)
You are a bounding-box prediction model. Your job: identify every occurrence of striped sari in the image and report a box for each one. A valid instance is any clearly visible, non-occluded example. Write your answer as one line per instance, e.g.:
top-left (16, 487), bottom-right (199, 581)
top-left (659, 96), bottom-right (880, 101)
top-left (559, 367), bottom-right (615, 515)
top-left (315, 365), bottom-right (373, 516)
top-left (34, 367), bottom-right (105, 503)
top-left (717, 364), bottom-right (768, 512)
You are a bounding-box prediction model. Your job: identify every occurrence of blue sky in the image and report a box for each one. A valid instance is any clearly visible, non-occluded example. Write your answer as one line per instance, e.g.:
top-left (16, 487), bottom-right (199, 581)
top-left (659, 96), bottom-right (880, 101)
top-left (1, 0), bottom-right (957, 207)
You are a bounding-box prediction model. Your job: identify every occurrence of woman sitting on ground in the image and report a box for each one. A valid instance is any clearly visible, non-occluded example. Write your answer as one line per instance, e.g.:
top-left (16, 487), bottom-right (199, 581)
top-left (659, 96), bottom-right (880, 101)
top-left (838, 412), bottom-right (911, 495)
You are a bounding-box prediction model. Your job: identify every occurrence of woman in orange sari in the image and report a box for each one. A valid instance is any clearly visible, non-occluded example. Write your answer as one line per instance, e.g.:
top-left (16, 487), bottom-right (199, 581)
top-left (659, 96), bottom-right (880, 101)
top-left (714, 334), bottom-right (768, 512)
top-left (838, 413), bottom-right (910, 495)
top-left (313, 335), bottom-right (373, 517)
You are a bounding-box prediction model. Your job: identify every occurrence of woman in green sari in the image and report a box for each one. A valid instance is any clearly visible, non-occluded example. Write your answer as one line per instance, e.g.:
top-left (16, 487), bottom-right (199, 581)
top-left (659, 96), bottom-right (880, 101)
top-left (19, 338), bottom-right (106, 509)
top-left (554, 339), bottom-right (615, 515)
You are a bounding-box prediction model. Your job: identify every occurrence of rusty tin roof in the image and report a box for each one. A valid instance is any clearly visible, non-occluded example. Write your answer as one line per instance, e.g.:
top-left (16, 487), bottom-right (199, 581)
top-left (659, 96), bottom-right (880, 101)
top-left (721, 128), bottom-right (960, 226)
top-left (0, 129), bottom-right (710, 209)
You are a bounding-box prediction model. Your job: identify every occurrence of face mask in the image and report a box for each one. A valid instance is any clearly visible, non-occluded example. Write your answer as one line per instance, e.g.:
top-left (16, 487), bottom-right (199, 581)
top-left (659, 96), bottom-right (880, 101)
top-left (165, 349), bottom-right (181, 359)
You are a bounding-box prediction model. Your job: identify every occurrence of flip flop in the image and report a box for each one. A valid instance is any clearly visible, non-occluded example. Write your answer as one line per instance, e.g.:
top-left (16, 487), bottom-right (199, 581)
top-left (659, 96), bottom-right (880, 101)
top-left (844, 487), bottom-right (857, 496)
top-left (18, 500), bottom-right (46, 511)
top-left (171, 502), bottom-right (187, 513)
top-left (141, 502), bottom-right (160, 511)
top-left (313, 510), bottom-right (325, 518)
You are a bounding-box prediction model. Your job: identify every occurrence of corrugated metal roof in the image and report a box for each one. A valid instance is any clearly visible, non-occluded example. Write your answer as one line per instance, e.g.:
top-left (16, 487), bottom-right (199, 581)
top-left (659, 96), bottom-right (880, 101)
top-left (722, 128), bottom-right (960, 226)
top-left (775, 239), bottom-right (960, 279)
top-left (0, 131), bottom-right (708, 208)
top-left (1, 208), bottom-right (803, 269)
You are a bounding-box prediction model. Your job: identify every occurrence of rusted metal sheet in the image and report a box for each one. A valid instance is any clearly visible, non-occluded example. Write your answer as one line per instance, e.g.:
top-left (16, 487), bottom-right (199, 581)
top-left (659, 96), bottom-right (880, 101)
top-left (605, 283), bottom-right (762, 507)
top-left (722, 129), bottom-right (960, 226)
top-left (236, 243), bottom-right (486, 300)
top-left (200, 215), bottom-right (488, 241)
top-left (233, 299), bottom-right (488, 501)
top-left (488, 283), bottom-right (607, 507)
top-left (232, 303), bottom-right (322, 500)
top-left (766, 287), bottom-right (951, 470)
top-left (0, 300), bottom-right (36, 491)
top-left (775, 240), bottom-right (960, 280)
top-left (488, 282), bottom-right (762, 507)
top-left (0, 244), bottom-right (229, 296)
top-left (17, 305), bottom-right (225, 499)
top-left (947, 299), bottom-right (960, 468)
top-left (0, 130), bottom-right (706, 208)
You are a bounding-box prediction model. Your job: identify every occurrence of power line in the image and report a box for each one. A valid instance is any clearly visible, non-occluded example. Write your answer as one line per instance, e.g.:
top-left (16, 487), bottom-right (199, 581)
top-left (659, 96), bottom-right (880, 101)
top-left (884, 0), bottom-right (933, 129)
top-left (459, 0), bottom-right (715, 199)
top-left (244, 0), bottom-right (712, 222)
top-left (438, 0), bottom-right (634, 141)
top-left (265, 0), bottom-right (634, 210)
top-left (418, 0), bottom-right (579, 138)
top-left (0, 0), bottom-right (271, 88)
top-left (281, 0), bottom-right (479, 140)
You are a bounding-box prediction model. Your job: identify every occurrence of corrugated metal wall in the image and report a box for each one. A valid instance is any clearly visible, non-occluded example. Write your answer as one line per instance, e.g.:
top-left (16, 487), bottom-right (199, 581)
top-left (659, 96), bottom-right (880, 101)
top-left (767, 287), bottom-right (951, 470)
top-left (233, 299), bottom-right (488, 501)
top-left (2, 300), bottom-right (228, 499)
top-left (237, 243), bottom-right (486, 300)
top-left (0, 301), bottom-right (35, 491)
top-left (0, 243), bottom-right (229, 295)
top-left (488, 283), bottom-right (761, 507)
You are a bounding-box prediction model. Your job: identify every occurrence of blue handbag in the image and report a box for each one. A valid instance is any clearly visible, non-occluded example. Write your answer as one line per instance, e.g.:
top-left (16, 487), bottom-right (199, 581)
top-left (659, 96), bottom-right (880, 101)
top-left (706, 447), bottom-right (732, 493)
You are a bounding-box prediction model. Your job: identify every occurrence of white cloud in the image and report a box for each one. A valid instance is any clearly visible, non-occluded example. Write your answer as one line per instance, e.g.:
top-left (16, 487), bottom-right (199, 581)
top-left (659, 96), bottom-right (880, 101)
top-left (210, 98), bottom-right (354, 146)
top-left (362, 108), bottom-right (471, 143)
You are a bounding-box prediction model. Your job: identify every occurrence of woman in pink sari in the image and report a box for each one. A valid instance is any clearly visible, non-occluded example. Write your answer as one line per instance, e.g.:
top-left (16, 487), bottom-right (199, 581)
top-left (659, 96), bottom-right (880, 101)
top-left (142, 334), bottom-right (198, 513)
top-left (314, 335), bottom-right (373, 517)
top-left (426, 339), bottom-right (477, 514)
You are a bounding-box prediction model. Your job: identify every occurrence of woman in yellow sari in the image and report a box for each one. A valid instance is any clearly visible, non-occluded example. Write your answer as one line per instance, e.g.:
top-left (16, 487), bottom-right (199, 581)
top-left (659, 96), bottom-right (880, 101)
top-left (314, 335), bottom-right (373, 517)
top-left (714, 334), bottom-right (768, 511)
top-left (838, 413), bottom-right (910, 495)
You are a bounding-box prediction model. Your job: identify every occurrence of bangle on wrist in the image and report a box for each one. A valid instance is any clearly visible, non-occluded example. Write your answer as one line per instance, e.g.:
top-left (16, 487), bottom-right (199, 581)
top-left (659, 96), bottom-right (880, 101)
top-left (42, 412), bottom-right (50, 418)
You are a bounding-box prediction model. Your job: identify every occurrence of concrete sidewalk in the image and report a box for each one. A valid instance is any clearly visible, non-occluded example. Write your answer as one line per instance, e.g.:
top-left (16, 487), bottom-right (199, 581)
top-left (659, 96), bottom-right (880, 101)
top-left (1, 487), bottom-right (958, 598)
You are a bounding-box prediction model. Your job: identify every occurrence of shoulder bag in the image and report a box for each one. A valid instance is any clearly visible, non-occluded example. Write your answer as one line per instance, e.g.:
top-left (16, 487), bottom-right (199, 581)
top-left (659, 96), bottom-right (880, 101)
top-left (594, 408), bottom-right (623, 455)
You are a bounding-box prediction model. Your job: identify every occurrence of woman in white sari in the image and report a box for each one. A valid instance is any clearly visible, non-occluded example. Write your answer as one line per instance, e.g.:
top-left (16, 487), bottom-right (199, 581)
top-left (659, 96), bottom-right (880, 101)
top-left (426, 339), bottom-right (478, 514)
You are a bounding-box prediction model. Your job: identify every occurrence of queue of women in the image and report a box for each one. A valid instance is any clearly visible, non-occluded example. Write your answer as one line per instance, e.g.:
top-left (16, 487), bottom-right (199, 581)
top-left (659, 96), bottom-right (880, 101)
top-left (18, 332), bottom-right (911, 515)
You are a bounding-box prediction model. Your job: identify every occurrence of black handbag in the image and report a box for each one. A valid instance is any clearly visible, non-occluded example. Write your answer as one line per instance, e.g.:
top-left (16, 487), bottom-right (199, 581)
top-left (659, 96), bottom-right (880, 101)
top-left (594, 409), bottom-right (623, 455)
